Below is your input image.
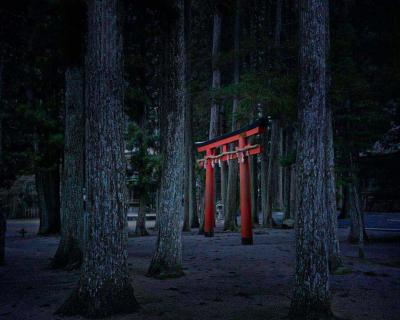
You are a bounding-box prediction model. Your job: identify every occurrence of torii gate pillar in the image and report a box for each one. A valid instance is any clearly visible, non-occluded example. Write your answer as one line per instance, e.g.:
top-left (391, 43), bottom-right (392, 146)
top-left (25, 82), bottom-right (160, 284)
top-left (196, 119), bottom-right (266, 244)
top-left (238, 136), bottom-right (252, 245)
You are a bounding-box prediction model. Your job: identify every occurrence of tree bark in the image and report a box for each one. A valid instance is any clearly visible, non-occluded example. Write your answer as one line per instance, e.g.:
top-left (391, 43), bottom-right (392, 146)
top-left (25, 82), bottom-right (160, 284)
top-left (290, 0), bottom-right (333, 318)
top-left (53, 67), bottom-right (85, 269)
top-left (224, 0), bottom-right (241, 231)
top-left (347, 153), bottom-right (366, 258)
top-left (274, 0), bottom-right (283, 49)
top-left (0, 58), bottom-right (5, 265)
top-left (148, 0), bottom-right (186, 278)
top-left (209, 2), bottom-right (222, 140)
top-left (324, 1), bottom-right (341, 271)
top-left (260, 119), bottom-right (269, 227)
top-left (135, 194), bottom-right (149, 236)
top-left (250, 152), bottom-right (259, 224)
top-left (183, 0), bottom-right (198, 231)
top-left (57, 1), bottom-right (138, 317)
top-left (274, 125), bottom-right (284, 210)
top-left (36, 166), bottom-right (61, 235)
top-left (0, 207), bottom-right (4, 265)
top-left (325, 106), bottom-right (342, 270)
top-left (265, 120), bottom-right (278, 227)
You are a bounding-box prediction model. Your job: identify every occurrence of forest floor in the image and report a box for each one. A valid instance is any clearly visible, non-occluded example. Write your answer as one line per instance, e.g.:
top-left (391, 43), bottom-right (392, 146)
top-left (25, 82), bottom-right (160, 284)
top-left (1, 214), bottom-right (399, 320)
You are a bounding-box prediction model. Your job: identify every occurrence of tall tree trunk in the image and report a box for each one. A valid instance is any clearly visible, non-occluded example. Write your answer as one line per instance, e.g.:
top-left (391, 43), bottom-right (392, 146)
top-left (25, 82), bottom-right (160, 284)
top-left (250, 152), bottom-right (259, 224)
top-left (220, 160), bottom-right (228, 220)
top-left (183, 0), bottom-right (198, 231)
top-left (326, 106), bottom-right (342, 270)
top-left (197, 180), bottom-right (205, 233)
top-left (0, 58), bottom-right (5, 265)
top-left (37, 166), bottom-right (61, 235)
top-left (274, 125), bottom-right (284, 210)
top-left (224, 0), bottom-right (241, 231)
top-left (274, 0), bottom-right (283, 48)
top-left (290, 0), bottom-right (332, 318)
top-left (283, 128), bottom-right (292, 220)
top-left (324, 1), bottom-right (341, 271)
top-left (0, 207), bottom-right (4, 265)
top-left (57, 1), bottom-right (138, 317)
top-left (260, 119), bottom-right (269, 227)
top-left (289, 163), bottom-right (296, 219)
top-left (209, 3), bottom-right (222, 140)
top-left (0, 59), bottom-right (3, 168)
top-left (339, 182), bottom-right (349, 219)
top-left (347, 153), bottom-right (366, 258)
top-left (135, 194), bottom-right (149, 236)
top-left (53, 67), bottom-right (85, 269)
top-left (148, 0), bottom-right (186, 278)
top-left (265, 120), bottom-right (278, 227)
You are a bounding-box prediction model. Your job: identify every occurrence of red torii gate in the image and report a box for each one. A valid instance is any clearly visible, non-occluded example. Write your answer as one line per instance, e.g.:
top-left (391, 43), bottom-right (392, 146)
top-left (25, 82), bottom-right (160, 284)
top-left (196, 119), bottom-right (266, 245)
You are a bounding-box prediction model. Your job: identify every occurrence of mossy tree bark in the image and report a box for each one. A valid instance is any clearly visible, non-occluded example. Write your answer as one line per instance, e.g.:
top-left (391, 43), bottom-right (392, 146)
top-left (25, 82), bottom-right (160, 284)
top-left (290, 0), bottom-right (333, 318)
top-left (57, 0), bottom-right (138, 317)
top-left (147, 0), bottom-right (186, 279)
top-left (53, 68), bottom-right (85, 269)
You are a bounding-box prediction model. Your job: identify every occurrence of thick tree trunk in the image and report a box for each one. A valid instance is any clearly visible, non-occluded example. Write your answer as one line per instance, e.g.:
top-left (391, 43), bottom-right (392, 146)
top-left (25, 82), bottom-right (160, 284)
top-left (183, 0), bottom-right (197, 231)
top-left (53, 67), bottom-right (85, 269)
top-left (57, 1), bottom-right (138, 317)
top-left (135, 194), bottom-right (149, 236)
top-left (224, 0), bottom-right (241, 231)
top-left (209, 3), bottom-right (222, 140)
top-left (325, 106), bottom-right (342, 271)
top-left (0, 59), bottom-right (5, 265)
top-left (290, 0), bottom-right (332, 318)
top-left (324, 1), bottom-right (341, 271)
top-left (148, 0), bottom-right (186, 278)
top-left (36, 166), bottom-right (61, 235)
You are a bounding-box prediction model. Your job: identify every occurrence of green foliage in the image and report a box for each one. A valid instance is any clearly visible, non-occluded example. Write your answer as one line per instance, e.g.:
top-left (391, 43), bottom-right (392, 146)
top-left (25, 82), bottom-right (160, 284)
top-left (126, 122), bottom-right (160, 201)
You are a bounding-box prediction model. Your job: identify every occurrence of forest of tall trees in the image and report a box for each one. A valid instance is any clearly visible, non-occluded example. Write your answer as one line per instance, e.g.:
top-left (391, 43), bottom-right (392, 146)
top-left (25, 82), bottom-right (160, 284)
top-left (0, 0), bottom-right (399, 319)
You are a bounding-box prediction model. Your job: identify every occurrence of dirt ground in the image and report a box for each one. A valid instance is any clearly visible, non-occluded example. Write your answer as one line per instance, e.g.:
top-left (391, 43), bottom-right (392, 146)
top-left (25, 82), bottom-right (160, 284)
top-left (1, 216), bottom-right (399, 320)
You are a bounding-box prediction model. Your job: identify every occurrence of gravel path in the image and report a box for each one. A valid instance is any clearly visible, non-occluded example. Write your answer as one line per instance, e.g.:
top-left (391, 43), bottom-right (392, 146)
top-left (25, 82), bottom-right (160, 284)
top-left (0, 217), bottom-right (399, 320)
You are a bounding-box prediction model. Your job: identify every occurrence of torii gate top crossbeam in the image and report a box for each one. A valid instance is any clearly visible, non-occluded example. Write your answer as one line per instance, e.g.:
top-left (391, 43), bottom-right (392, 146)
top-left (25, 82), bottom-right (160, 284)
top-left (196, 118), bottom-right (266, 152)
